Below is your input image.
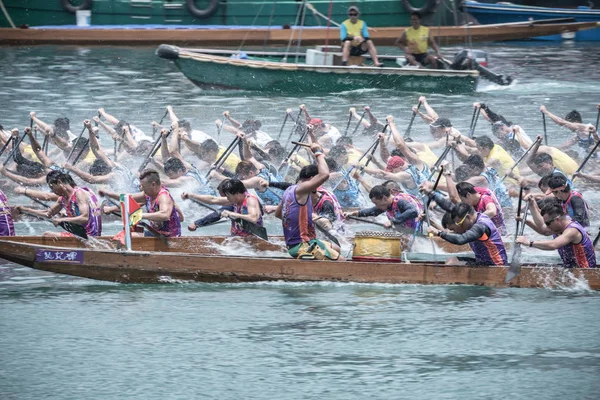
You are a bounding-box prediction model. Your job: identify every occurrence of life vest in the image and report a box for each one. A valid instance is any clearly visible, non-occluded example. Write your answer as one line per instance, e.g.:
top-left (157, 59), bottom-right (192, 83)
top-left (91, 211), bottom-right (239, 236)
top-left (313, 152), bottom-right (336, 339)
top-left (563, 190), bottom-right (589, 227)
top-left (556, 220), bottom-right (596, 268)
top-left (385, 193), bottom-right (423, 230)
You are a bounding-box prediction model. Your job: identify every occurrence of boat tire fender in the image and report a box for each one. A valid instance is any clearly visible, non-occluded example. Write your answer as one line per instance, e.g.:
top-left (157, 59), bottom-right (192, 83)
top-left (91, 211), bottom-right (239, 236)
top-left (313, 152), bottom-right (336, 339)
top-left (401, 0), bottom-right (437, 14)
top-left (187, 0), bottom-right (220, 18)
top-left (61, 0), bottom-right (93, 14)
top-left (156, 45), bottom-right (181, 61)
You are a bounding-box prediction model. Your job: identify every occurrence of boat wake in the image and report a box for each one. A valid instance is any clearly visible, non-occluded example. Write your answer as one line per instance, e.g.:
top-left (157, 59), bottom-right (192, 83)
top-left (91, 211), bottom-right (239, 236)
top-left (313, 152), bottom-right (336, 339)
top-left (478, 78), bottom-right (518, 92)
top-left (535, 266), bottom-right (593, 293)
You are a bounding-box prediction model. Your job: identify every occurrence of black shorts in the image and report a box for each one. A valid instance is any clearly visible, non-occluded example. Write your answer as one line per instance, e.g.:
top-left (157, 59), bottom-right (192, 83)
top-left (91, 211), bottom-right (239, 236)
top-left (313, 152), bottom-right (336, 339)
top-left (350, 44), bottom-right (369, 56)
top-left (411, 53), bottom-right (429, 64)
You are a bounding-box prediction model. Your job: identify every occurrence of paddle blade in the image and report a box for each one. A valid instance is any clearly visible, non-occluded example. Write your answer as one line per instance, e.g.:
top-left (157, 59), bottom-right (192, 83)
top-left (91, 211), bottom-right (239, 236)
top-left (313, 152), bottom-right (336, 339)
top-left (505, 246), bottom-right (522, 283)
top-left (60, 222), bottom-right (88, 240)
top-left (238, 218), bottom-right (268, 241)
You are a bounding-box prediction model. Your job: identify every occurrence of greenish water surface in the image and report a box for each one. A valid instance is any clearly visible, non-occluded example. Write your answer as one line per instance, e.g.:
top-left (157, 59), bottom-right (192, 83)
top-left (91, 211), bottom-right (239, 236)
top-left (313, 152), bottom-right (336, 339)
top-left (1, 43), bottom-right (600, 399)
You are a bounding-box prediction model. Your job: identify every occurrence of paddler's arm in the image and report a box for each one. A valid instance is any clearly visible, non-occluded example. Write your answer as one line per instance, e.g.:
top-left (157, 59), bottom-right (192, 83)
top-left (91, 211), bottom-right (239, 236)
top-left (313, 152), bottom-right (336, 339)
top-left (0, 165), bottom-right (47, 186)
top-left (387, 116), bottom-right (421, 167)
top-left (433, 223), bottom-right (489, 246)
top-left (222, 196), bottom-right (260, 224)
top-left (525, 135), bottom-right (543, 168)
top-left (353, 206), bottom-right (384, 218)
top-left (87, 120), bottom-right (116, 168)
top-left (166, 105), bottom-right (179, 126)
top-left (141, 193), bottom-right (173, 223)
top-left (517, 228), bottom-right (580, 251)
top-left (295, 143), bottom-right (329, 200)
top-left (240, 133), bottom-right (265, 171)
top-left (98, 188), bottom-right (145, 204)
top-left (222, 111), bottom-right (242, 129)
top-left (557, 135), bottom-right (578, 150)
top-left (63, 163), bottom-right (111, 184)
top-left (269, 181), bottom-right (293, 191)
top-left (25, 127), bottom-right (54, 168)
top-left (444, 172), bottom-right (460, 204)
top-left (572, 172), bottom-right (600, 184)
top-left (183, 192), bottom-right (231, 206)
top-left (14, 187), bottom-right (59, 201)
top-left (97, 108), bottom-right (120, 125)
top-left (29, 112), bottom-right (53, 134)
top-left (378, 134), bottom-right (390, 162)
top-left (426, 191), bottom-right (455, 213)
top-left (427, 33), bottom-right (440, 56)
top-left (525, 195), bottom-right (553, 235)
top-left (540, 105), bottom-right (579, 131)
top-left (160, 128), bottom-right (172, 162)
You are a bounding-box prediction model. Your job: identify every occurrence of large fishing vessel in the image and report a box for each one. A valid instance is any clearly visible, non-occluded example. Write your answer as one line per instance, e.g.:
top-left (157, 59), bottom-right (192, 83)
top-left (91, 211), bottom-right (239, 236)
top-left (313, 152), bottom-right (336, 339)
top-left (0, 0), bottom-right (454, 28)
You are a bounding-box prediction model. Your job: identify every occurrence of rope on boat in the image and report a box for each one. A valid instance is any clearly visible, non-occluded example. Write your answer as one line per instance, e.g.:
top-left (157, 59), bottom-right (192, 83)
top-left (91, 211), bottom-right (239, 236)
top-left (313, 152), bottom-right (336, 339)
top-left (0, 0), bottom-right (16, 28)
top-left (237, 0), bottom-right (269, 52)
top-left (305, 3), bottom-right (340, 27)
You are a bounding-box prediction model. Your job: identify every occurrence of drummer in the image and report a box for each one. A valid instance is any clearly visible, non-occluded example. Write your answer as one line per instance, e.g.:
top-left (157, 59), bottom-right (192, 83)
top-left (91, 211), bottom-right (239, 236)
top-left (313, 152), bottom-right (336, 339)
top-left (344, 185), bottom-right (422, 233)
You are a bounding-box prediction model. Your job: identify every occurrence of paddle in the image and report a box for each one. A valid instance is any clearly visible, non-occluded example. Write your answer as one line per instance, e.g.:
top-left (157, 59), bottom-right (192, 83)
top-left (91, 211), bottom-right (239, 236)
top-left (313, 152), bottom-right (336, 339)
top-left (506, 187), bottom-right (524, 282)
top-left (408, 166), bottom-right (444, 253)
top-left (138, 128), bottom-right (173, 173)
top-left (571, 139), bottom-right (600, 182)
top-left (468, 107), bottom-right (481, 138)
top-left (346, 215), bottom-right (387, 227)
top-left (500, 136), bottom-right (543, 183)
top-left (0, 135), bottom-right (13, 159)
top-left (351, 110), bottom-right (366, 136)
top-left (404, 100), bottom-right (422, 140)
top-left (313, 220), bottom-right (341, 247)
top-left (189, 198), bottom-right (268, 241)
top-left (103, 199), bottom-right (168, 245)
top-left (66, 124), bottom-right (86, 164)
top-left (276, 112), bottom-right (290, 141)
top-left (427, 145), bottom-right (452, 180)
top-left (542, 111), bottom-right (548, 146)
top-left (205, 135), bottom-right (240, 178)
top-left (3, 131), bottom-right (27, 166)
top-left (595, 104), bottom-right (600, 135)
top-left (152, 110), bottom-right (169, 139)
top-left (593, 228), bottom-right (600, 248)
top-left (505, 197), bottom-right (529, 283)
top-left (20, 209), bottom-right (88, 239)
top-left (343, 109), bottom-right (353, 137)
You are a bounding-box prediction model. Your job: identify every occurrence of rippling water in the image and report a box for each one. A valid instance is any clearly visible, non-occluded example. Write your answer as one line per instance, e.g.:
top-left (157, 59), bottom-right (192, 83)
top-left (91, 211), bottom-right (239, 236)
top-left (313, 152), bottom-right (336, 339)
top-left (1, 43), bottom-right (600, 399)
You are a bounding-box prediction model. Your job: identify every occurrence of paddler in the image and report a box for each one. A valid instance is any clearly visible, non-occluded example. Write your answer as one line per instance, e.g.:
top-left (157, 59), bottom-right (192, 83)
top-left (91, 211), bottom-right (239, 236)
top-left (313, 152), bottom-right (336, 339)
top-left (181, 179), bottom-right (263, 238)
top-left (545, 174), bottom-right (589, 227)
top-left (540, 105), bottom-right (598, 154)
top-left (344, 185), bottom-right (422, 233)
top-left (349, 106), bottom-right (386, 136)
top-left (18, 171), bottom-right (102, 238)
top-left (100, 169), bottom-right (181, 238)
top-left (516, 197), bottom-right (596, 268)
top-left (339, 6), bottom-right (383, 67)
top-left (274, 143), bottom-right (342, 260)
top-left (420, 181), bottom-right (508, 266)
top-left (447, 180), bottom-right (507, 235)
top-left (64, 120), bottom-right (139, 194)
top-left (456, 154), bottom-right (512, 207)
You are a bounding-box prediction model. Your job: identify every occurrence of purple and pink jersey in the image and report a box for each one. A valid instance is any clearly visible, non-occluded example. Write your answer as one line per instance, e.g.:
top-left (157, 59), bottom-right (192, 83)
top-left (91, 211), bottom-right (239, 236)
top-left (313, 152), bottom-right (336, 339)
top-left (470, 214), bottom-right (508, 265)
top-left (281, 184), bottom-right (316, 247)
top-left (385, 193), bottom-right (423, 230)
top-left (59, 187), bottom-right (102, 237)
top-left (556, 221), bottom-right (596, 268)
top-left (145, 186), bottom-right (181, 237)
top-left (231, 191), bottom-right (263, 237)
top-left (475, 187), bottom-right (506, 235)
top-left (0, 190), bottom-right (15, 236)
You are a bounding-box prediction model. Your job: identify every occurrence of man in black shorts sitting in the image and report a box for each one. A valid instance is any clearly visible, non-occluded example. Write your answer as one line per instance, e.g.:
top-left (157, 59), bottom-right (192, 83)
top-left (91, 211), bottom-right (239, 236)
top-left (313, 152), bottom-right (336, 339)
top-left (339, 6), bottom-right (383, 67)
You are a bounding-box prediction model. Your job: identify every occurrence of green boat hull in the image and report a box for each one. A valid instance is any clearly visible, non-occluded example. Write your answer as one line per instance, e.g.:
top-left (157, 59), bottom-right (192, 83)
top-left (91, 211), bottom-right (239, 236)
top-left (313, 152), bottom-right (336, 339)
top-left (164, 48), bottom-right (478, 94)
top-left (0, 0), bottom-right (453, 28)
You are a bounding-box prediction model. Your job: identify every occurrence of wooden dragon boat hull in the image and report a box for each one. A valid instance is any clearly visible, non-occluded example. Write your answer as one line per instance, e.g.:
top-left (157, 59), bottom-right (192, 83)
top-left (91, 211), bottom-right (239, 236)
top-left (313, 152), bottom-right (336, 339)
top-left (1, 236), bottom-right (598, 290)
top-left (156, 45), bottom-right (479, 94)
top-left (1, 20), bottom-right (598, 46)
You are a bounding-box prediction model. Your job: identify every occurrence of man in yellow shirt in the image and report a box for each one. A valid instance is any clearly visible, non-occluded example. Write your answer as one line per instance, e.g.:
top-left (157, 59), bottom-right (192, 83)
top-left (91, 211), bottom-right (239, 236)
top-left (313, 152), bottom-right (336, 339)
top-left (339, 6), bottom-right (383, 67)
top-left (396, 12), bottom-right (441, 68)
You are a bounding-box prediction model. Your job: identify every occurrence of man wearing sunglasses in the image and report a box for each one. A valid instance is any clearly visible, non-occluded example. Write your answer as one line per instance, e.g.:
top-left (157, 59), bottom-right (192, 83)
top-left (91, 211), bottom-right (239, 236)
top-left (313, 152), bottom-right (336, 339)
top-left (339, 6), bottom-right (383, 67)
top-left (421, 182), bottom-right (508, 266)
top-left (516, 197), bottom-right (596, 268)
top-left (545, 174), bottom-right (589, 227)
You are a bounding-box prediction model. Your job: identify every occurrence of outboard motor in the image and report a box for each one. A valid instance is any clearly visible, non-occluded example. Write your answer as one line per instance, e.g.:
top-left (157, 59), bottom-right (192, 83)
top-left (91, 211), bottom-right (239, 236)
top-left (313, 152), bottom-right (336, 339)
top-left (450, 49), bottom-right (512, 86)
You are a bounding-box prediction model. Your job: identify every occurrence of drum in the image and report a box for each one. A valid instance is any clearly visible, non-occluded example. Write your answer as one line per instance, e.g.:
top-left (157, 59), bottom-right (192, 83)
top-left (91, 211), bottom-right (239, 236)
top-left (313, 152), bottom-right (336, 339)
top-left (352, 231), bottom-right (408, 262)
